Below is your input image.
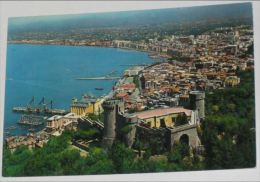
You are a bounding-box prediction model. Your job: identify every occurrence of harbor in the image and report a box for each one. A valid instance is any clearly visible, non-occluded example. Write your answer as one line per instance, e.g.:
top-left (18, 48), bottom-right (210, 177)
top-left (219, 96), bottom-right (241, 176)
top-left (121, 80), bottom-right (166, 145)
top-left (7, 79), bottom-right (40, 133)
top-left (12, 97), bottom-right (68, 115)
top-left (4, 44), bottom-right (153, 138)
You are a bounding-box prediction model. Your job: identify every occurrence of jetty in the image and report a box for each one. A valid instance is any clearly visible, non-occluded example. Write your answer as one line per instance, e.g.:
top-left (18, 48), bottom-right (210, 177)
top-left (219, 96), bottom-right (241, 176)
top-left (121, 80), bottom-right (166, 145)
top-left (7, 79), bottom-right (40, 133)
top-left (75, 76), bottom-right (120, 80)
top-left (12, 97), bottom-right (68, 115)
top-left (75, 70), bottom-right (120, 80)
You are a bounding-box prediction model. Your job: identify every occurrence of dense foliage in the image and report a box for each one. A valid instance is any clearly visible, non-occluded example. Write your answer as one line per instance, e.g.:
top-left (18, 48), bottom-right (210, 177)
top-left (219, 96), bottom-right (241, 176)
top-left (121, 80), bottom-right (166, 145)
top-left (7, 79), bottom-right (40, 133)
top-left (2, 133), bottom-right (203, 176)
top-left (202, 70), bottom-right (256, 169)
top-left (2, 70), bottom-right (256, 176)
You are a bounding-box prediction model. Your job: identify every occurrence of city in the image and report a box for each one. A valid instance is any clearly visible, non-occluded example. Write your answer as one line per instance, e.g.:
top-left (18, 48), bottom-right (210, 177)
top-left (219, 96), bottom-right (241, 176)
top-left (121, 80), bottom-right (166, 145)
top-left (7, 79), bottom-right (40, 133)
top-left (2, 2), bottom-right (256, 177)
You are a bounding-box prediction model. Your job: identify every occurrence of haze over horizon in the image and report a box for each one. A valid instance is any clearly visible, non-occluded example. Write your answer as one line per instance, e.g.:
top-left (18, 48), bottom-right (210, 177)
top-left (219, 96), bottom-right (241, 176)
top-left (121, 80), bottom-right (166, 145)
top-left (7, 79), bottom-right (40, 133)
top-left (8, 2), bottom-right (252, 37)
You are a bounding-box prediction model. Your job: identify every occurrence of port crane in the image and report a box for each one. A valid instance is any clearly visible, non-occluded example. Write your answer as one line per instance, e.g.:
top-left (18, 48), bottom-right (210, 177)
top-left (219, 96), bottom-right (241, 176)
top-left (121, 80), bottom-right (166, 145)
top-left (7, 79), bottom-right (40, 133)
top-left (13, 97), bottom-right (66, 115)
top-left (26, 96), bottom-right (35, 112)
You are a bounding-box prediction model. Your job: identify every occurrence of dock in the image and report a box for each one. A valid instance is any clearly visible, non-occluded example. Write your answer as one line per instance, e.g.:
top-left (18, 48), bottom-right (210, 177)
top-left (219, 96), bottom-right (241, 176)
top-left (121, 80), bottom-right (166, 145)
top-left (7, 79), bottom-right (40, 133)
top-left (75, 76), bottom-right (120, 80)
top-left (75, 70), bottom-right (120, 80)
top-left (13, 107), bottom-right (67, 115)
top-left (12, 97), bottom-right (68, 115)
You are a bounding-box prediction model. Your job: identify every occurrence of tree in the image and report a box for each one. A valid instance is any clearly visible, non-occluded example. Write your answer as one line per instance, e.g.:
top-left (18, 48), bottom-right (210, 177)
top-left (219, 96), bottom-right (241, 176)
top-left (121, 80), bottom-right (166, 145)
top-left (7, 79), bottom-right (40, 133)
top-left (84, 147), bottom-right (115, 174)
top-left (202, 70), bottom-right (256, 169)
top-left (109, 141), bottom-right (136, 173)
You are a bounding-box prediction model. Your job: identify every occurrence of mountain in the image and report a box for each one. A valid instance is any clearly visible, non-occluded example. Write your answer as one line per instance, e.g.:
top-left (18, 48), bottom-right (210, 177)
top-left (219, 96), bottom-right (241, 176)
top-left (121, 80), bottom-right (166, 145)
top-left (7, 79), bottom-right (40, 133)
top-left (8, 2), bottom-right (253, 40)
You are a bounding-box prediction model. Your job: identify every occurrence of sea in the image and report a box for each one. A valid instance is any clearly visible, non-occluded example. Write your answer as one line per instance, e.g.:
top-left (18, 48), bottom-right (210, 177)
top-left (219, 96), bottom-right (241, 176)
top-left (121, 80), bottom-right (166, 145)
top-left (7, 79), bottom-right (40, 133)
top-left (3, 44), bottom-right (153, 137)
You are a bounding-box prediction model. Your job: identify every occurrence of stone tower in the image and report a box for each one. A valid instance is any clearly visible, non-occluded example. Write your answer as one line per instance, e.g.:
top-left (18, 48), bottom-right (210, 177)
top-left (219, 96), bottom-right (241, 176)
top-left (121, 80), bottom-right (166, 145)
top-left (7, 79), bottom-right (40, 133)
top-left (102, 99), bottom-right (124, 149)
top-left (189, 91), bottom-right (205, 119)
top-left (122, 114), bottom-right (137, 148)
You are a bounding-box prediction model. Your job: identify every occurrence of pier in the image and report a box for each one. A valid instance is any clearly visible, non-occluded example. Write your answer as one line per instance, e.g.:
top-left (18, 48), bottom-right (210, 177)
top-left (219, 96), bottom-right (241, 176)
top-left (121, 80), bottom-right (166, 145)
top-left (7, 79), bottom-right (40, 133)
top-left (75, 76), bottom-right (120, 80)
top-left (119, 63), bottom-right (150, 67)
top-left (75, 70), bottom-right (120, 80)
top-left (12, 97), bottom-right (68, 115)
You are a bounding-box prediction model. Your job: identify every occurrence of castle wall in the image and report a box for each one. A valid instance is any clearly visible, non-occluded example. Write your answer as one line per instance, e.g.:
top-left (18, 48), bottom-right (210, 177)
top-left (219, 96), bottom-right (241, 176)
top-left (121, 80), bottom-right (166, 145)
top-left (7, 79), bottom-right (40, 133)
top-left (168, 124), bottom-right (201, 148)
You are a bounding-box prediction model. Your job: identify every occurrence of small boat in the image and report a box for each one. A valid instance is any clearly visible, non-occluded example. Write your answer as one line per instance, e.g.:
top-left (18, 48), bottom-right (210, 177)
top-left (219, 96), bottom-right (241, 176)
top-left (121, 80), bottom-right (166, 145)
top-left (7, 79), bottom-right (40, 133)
top-left (95, 87), bottom-right (104, 90)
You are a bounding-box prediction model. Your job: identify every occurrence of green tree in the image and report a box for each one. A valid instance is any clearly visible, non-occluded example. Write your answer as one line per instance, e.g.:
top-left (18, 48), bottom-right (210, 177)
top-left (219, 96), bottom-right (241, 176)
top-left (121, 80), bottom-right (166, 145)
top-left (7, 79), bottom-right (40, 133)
top-left (109, 141), bottom-right (136, 173)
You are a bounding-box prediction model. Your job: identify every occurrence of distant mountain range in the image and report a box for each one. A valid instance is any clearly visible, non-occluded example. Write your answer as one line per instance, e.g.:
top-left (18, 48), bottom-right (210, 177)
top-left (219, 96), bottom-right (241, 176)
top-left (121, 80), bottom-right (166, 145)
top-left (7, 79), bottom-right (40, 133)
top-left (8, 2), bottom-right (253, 40)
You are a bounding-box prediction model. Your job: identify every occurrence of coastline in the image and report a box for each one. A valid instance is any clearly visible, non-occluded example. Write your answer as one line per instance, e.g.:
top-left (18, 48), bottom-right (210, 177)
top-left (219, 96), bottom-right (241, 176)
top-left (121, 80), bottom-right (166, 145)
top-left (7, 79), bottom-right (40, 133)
top-left (7, 40), bottom-right (170, 62)
top-left (4, 43), bottom-right (153, 139)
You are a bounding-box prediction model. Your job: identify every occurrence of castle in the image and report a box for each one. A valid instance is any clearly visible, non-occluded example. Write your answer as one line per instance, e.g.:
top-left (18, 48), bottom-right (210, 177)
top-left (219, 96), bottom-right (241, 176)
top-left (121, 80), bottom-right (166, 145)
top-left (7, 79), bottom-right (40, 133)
top-left (102, 91), bottom-right (205, 151)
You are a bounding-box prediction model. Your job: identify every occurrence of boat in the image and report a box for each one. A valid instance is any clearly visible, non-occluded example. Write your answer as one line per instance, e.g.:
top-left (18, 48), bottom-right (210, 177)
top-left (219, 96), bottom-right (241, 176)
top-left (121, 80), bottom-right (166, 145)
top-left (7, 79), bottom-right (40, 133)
top-left (95, 87), bottom-right (104, 90)
top-left (18, 114), bottom-right (45, 126)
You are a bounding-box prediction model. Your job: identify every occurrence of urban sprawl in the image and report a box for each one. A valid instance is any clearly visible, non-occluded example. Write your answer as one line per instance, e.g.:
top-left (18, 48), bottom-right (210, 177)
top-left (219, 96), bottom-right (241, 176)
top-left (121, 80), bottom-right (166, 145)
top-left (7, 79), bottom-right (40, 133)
top-left (6, 25), bottom-right (254, 156)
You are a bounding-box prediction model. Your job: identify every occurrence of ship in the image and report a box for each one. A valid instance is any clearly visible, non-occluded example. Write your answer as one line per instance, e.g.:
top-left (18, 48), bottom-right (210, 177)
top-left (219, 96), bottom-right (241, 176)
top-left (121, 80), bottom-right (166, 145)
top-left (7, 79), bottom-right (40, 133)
top-left (18, 114), bottom-right (45, 126)
top-left (95, 87), bottom-right (104, 90)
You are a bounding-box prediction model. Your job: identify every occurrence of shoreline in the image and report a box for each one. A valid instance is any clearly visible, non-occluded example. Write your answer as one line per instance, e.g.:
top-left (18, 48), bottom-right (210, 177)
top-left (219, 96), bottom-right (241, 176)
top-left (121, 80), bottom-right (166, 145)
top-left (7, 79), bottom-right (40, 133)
top-left (7, 41), bottom-right (170, 62)
top-left (3, 43), bottom-right (152, 139)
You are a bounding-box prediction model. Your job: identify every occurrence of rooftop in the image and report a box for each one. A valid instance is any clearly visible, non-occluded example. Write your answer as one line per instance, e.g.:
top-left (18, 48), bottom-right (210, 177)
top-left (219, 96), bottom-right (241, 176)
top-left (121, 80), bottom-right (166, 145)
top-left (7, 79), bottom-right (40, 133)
top-left (134, 107), bottom-right (192, 119)
top-left (47, 115), bottom-right (63, 121)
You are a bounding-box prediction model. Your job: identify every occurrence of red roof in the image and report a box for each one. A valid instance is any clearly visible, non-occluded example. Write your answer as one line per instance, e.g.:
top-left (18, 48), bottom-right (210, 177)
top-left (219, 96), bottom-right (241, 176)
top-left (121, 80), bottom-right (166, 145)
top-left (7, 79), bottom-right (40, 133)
top-left (117, 83), bottom-right (136, 90)
top-left (116, 93), bottom-right (128, 98)
top-left (135, 107), bottom-right (192, 119)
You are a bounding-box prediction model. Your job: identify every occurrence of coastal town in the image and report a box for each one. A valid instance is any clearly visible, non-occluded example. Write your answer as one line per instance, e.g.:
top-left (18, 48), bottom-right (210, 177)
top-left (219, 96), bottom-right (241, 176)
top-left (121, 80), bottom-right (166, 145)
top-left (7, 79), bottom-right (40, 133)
top-left (2, 0), bottom-right (258, 177)
top-left (5, 25), bottom-right (254, 155)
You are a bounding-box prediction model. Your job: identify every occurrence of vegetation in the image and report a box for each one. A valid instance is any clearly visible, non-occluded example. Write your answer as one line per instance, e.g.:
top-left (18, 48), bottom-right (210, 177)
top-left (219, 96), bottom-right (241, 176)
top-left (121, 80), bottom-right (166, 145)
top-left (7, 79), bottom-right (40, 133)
top-left (133, 75), bottom-right (140, 89)
top-left (88, 112), bottom-right (104, 123)
top-left (202, 70), bottom-right (256, 169)
top-left (74, 128), bottom-right (101, 141)
top-left (2, 70), bottom-right (255, 176)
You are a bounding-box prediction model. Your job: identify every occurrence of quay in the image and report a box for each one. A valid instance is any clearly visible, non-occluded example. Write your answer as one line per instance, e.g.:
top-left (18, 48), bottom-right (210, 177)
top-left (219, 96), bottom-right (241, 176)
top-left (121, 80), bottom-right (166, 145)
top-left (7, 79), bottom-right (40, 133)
top-left (75, 70), bottom-right (120, 80)
top-left (12, 97), bottom-right (68, 115)
top-left (75, 76), bottom-right (120, 80)
top-left (13, 107), bottom-right (67, 115)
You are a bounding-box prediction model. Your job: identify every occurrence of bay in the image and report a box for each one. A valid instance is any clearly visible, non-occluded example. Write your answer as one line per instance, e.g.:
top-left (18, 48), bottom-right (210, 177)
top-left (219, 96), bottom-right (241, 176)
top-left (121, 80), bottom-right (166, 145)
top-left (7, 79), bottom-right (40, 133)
top-left (4, 44), bottom-right (153, 136)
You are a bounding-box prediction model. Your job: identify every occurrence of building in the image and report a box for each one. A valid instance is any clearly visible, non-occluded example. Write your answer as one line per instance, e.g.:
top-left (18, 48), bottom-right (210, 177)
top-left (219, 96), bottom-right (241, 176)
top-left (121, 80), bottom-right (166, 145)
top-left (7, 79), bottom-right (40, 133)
top-left (70, 94), bottom-right (103, 116)
top-left (134, 107), bottom-right (199, 128)
top-left (102, 91), bottom-right (204, 150)
top-left (225, 76), bottom-right (240, 87)
top-left (46, 112), bottom-right (79, 135)
top-left (46, 115), bottom-right (63, 132)
top-left (5, 136), bottom-right (36, 151)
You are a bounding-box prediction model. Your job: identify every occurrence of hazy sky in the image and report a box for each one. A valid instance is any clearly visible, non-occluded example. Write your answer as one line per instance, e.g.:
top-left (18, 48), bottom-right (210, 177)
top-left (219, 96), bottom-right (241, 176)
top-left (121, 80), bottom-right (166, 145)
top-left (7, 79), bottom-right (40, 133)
top-left (1, 1), bottom-right (246, 18)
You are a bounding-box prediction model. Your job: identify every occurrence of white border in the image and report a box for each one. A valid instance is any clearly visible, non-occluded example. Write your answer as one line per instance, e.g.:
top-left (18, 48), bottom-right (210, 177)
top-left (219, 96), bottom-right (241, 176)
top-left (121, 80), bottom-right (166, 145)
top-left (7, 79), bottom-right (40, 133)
top-left (0, 1), bottom-right (259, 181)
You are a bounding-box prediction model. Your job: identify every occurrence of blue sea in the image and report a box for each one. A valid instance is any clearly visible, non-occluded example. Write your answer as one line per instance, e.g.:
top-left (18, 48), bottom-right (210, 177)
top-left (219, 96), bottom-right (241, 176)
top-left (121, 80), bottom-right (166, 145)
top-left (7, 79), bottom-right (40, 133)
top-left (4, 44), bottom-right (153, 136)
